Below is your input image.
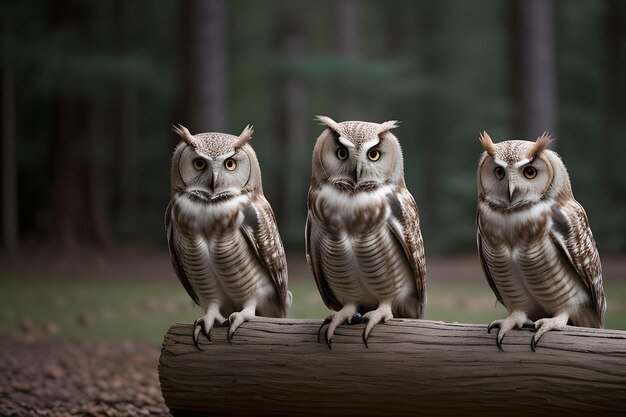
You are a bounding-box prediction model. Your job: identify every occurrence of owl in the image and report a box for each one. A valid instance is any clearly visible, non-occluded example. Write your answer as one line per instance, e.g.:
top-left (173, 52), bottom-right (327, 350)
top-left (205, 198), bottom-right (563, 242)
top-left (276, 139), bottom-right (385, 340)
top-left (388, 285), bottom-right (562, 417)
top-left (306, 116), bottom-right (426, 349)
top-left (477, 132), bottom-right (606, 351)
top-left (165, 124), bottom-right (291, 347)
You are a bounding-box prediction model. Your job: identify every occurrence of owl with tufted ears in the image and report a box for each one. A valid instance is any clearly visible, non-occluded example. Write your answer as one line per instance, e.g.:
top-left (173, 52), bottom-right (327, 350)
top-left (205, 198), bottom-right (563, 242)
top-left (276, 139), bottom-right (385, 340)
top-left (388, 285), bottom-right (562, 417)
top-left (306, 116), bottom-right (426, 348)
top-left (477, 132), bottom-right (605, 351)
top-left (165, 125), bottom-right (291, 348)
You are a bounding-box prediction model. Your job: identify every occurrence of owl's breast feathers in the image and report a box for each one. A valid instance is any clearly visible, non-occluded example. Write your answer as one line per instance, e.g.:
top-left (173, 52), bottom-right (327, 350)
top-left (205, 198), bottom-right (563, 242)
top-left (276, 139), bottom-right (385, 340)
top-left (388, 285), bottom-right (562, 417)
top-left (309, 182), bottom-right (393, 233)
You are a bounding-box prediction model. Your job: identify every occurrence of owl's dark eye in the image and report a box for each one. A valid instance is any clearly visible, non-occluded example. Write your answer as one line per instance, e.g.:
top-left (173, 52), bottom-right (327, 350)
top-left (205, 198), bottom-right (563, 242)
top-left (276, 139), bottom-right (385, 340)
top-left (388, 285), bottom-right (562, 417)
top-left (336, 147), bottom-right (348, 160)
top-left (523, 165), bottom-right (537, 179)
top-left (224, 158), bottom-right (237, 171)
top-left (193, 158), bottom-right (207, 171)
top-left (494, 166), bottom-right (505, 180)
top-left (367, 148), bottom-right (381, 161)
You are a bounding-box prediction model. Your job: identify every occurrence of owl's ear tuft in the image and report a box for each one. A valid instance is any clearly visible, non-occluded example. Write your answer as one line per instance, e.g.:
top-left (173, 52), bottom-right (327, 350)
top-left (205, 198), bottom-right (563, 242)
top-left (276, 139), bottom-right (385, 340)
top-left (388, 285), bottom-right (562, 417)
top-left (233, 124), bottom-right (254, 148)
top-left (479, 131), bottom-right (496, 156)
top-left (528, 132), bottom-right (553, 158)
top-left (172, 124), bottom-right (196, 147)
top-left (315, 115), bottom-right (342, 134)
top-left (378, 120), bottom-right (400, 134)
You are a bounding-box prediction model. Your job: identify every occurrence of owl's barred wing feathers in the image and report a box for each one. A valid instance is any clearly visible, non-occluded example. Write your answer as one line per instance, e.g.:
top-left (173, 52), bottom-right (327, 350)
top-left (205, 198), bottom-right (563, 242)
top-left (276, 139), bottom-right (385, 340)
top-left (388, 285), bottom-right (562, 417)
top-left (305, 216), bottom-right (343, 313)
top-left (164, 201), bottom-right (200, 306)
top-left (305, 186), bottom-right (343, 312)
top-left (241, 195), bottom-right (289, 316)
top-left (476, 216), bottom-right (504, 306)
top-left (387, 186), bottom-right (427, 318)
top-left (549, 201), bottom-right (606, 325)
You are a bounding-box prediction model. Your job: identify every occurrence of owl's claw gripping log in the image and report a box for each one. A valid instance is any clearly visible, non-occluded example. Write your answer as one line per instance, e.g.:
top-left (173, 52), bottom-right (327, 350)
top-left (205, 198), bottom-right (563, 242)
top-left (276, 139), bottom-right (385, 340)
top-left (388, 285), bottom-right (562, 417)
top-left (192, 310), bottom-right (228, 349)
top-left (487, 312), bottom-right (533, 351)
top-left (362, 304), bottom-right (393, 349)
top-left (530, 313), bottom-right (568, 352)
top-left (192, 319), bottom-right (208, 350)
top-left (318, 305), bottom-right (358, 350)
top-left (318, 318), bottom-right (333, 345)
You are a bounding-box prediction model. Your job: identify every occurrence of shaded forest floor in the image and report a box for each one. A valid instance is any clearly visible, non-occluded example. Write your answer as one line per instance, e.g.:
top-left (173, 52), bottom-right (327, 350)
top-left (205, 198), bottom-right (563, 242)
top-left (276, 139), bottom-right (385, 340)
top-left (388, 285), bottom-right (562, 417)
top-left (0, 338), bottom-right (169, 417)
top-left (1, 246), bottom-right (625, 416)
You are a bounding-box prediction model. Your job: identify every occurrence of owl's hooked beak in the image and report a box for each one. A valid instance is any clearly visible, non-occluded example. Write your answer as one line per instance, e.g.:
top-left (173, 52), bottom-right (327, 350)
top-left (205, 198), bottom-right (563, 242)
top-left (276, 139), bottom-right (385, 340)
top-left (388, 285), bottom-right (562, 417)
top-left (210, 170), bottom-right (217, 193)
top-left (508, 180), bottom-right (518, 204)
top-left (354, 161), bottom-right (362, 183)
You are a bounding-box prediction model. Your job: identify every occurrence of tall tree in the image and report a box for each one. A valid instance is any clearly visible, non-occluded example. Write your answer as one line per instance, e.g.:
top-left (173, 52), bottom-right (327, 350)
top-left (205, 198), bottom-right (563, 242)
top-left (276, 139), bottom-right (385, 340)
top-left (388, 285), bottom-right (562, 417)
top-left (184, 0), bottom-right (228, 132)
top-left (334, 0), bottom-right (361, 120)
top-left (48, 0), bottom-right (111, 248)
top-left (415, 2), bottom-right (447, 241)
top-left (598, 0), bottom-right (625, 226)
top-left (2, 22), bottom-right (18, 251)
top-left (510, 0), bottom-right (557, 139)
top-left (115, 0), bottom-right (139, 226)
top-left (274, 1), bottom-right (308, 238)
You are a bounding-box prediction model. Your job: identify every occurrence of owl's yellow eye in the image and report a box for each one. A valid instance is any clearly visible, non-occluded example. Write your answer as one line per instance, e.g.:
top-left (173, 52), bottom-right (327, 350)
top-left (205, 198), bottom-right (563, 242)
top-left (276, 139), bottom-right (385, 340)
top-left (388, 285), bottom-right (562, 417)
top-left (224, 158), bottom-right (237, 171)
top-left (494, 166), bottom-right (505, 180)
top-left (523, 165), bottom-right (537, 179)
top-left (367, 149), bottom-right (381, 161)
top-left (336, 147), bottom-right (348, 160)
top-left (193, 158), bottom-right (207, 171)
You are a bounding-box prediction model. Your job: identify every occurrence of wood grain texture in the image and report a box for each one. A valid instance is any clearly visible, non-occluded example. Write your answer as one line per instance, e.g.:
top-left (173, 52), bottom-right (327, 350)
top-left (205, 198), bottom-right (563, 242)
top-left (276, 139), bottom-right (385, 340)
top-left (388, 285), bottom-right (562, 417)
top-left (159, 319), bottom-right (626, 417)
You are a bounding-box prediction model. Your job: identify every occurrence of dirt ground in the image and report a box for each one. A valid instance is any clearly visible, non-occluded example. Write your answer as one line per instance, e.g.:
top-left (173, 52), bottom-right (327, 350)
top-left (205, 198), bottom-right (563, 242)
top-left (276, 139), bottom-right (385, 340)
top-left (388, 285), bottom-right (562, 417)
top-left (0, 337), bottom-right (170, 417)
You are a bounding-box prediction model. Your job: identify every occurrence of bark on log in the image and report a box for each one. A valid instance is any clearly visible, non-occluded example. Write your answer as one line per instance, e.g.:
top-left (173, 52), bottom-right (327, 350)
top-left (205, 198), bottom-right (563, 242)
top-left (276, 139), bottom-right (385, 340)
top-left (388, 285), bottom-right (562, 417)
top-left (159, 318), bottom-right (626, 417)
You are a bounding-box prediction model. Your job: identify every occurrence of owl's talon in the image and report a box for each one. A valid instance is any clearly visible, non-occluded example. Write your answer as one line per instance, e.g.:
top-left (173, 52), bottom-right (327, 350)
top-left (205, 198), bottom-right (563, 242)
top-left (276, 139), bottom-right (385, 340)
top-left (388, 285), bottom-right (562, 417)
top-left (319, 306), bottom-right (357, 350)
top-left (487, 320), bottom-right (501, 334)
top-left (496, 333), bottom-right (505, 351)
top-left (192, 323), bottom-right (204, 350)
top-left (530, 336), bottom-right (538, 352)
top-left (362, 304), bottom-right (393, 349)
top-left (488, 311), bottom-right (529, 351)
top-left (318, 317), bottom-right (333, 343)
top-left (226, 308), bottom-right (256, 345)
top-left (530, 313), bottom-right (568, 352)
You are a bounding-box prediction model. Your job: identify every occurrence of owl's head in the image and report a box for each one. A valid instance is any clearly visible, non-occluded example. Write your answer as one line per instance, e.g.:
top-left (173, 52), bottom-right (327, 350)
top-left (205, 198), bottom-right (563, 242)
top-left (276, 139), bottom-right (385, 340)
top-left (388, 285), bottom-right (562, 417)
top-left (477, 132), bottom-right (571, 210)
top-left (170, 125), bottom-right (262, 201)
top-left (312, 116), bottom-right (404, 190)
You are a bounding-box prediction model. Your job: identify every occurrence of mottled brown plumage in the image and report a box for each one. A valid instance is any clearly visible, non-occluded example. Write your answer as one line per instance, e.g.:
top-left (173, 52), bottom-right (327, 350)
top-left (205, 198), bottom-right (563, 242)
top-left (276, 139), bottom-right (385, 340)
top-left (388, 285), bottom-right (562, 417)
top-left (476, 133), bottom-right (605, 351)
top-left (166, 125), bottom-right (291, 347)
top-left (307, 116), bottom-right (426, 348)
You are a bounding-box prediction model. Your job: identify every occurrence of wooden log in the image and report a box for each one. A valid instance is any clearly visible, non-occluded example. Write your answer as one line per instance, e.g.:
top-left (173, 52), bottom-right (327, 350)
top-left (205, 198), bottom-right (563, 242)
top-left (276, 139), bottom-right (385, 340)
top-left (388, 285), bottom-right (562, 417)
top-left (159, 318), bottom-right (626, 417)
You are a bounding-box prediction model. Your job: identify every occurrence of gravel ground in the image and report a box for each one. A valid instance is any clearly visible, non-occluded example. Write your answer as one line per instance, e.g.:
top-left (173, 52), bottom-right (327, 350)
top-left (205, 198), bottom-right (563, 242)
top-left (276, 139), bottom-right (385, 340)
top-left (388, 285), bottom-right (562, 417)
top-left (0, 338), bottom-right (171, 417)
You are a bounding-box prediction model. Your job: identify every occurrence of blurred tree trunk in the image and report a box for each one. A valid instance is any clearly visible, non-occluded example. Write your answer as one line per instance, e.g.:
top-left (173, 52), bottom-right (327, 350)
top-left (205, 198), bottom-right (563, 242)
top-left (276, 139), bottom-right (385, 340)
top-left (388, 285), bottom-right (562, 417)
top-left (184, 0), bottom-right (228, 132)
top-left (50, 96), bottom-right (109, 247)
top-left (416, 2), bottom-right (446, 239)
top-left (48, 0), bottom-right (110, 248)
top-left (335, 0), bottom-right (361, 120)
top-left (510, 0), bottom-right (557, 140)
top-left (274, 0), bottom-right (308, 237)
top-left (1, 23), bottom-right (18, 251)
top-left (115, 0), bottom-right (139, 225)
top-left (598, 0), bottom-right (624, 210)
